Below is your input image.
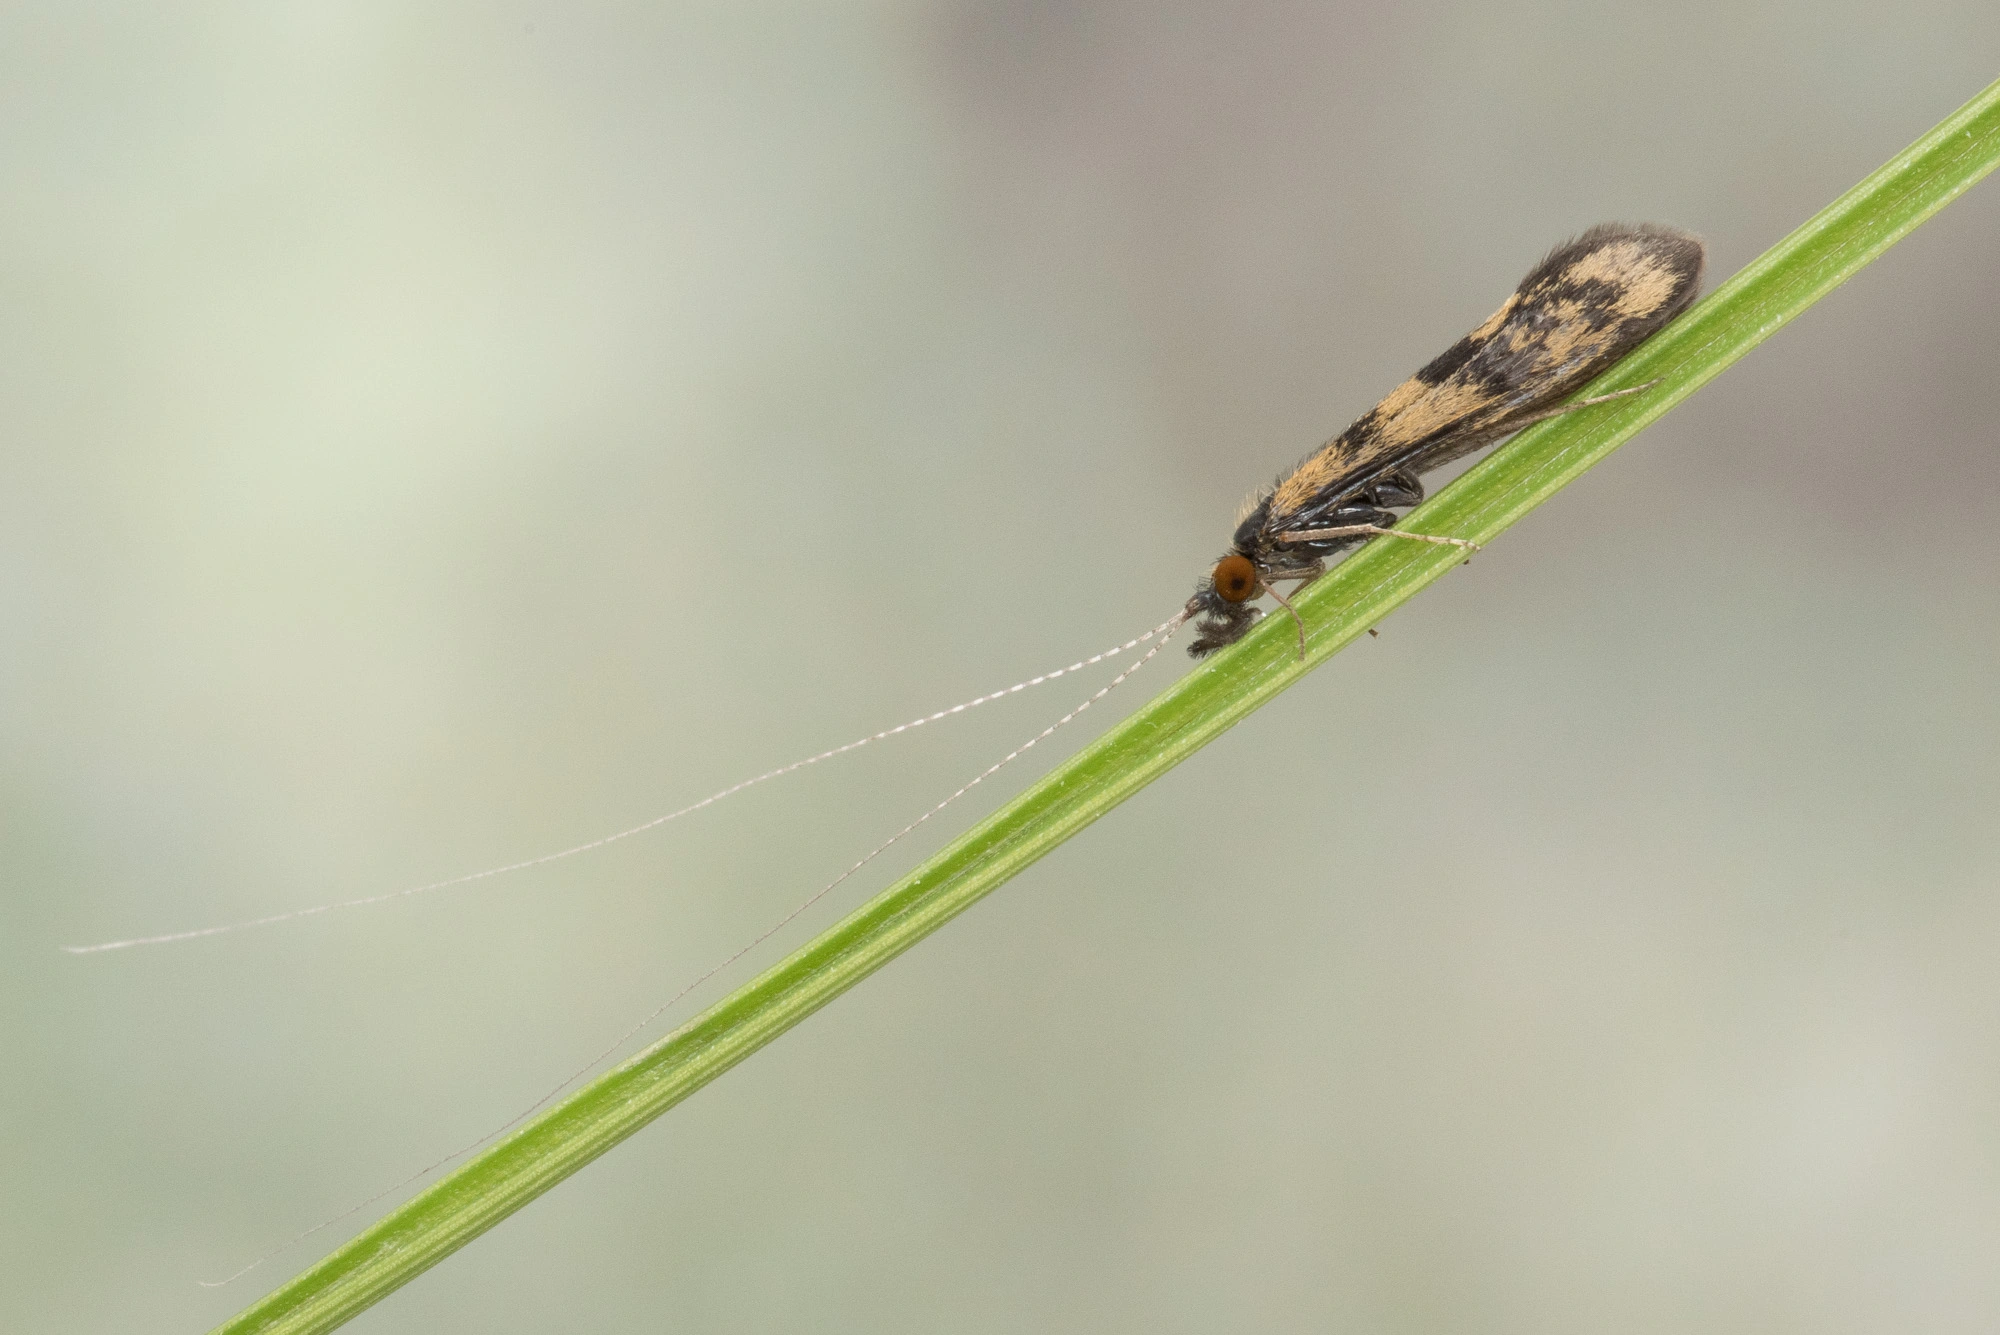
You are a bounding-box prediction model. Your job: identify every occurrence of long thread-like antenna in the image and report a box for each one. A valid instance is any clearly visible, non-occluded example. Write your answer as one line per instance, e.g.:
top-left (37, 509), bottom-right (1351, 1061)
top-left (199, 612), bottom-right (1188, 1287)
top-left (66, 616), bottom-right (1186, 954)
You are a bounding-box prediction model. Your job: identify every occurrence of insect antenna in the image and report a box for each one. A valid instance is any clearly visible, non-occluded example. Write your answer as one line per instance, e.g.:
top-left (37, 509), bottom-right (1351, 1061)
top-left (64, 616), bottom-right (1190, 954)
top-left (198, 610), bottom-right (1189, 1287)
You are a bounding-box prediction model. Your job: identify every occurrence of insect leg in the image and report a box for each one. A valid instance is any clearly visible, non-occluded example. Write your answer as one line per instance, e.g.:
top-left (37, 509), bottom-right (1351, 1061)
top-left (1258, 564), bottom-right (1332, 662)
top-left (1259, 561), bottom-right (1326, 588)
top-left (1258, 578), bottom-right (1309, 660)
top-left (1503, 378), bottom-right (1663, 431)
top-left (1368, 469), bottom-right (1425, 509)
top-left (1276, 524), bottom-right (1479, 551)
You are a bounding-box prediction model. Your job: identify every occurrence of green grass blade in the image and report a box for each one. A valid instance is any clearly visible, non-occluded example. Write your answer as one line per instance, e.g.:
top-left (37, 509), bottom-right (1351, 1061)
top-left (214, 75), bottom-right (2000, 1335)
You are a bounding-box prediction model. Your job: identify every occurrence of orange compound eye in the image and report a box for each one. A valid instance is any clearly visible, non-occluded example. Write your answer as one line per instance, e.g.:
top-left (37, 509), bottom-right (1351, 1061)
top-left (1211, 553), bottom-right (1259, 603)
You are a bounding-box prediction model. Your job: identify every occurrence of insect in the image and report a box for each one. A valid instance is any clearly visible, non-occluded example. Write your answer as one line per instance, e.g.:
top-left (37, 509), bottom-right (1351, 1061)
top-left (1186, 223), bottom-right (1706, 658)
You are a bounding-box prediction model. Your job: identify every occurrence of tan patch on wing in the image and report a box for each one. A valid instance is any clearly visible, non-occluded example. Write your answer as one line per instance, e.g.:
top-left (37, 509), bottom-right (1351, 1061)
top-left (1266, 291), bottom-right (1524, 521)
top-left (1372, 380), bottom-right (1492, 448)
top-left (1555, 243), bottom-right (1682, 317)
top-left (1510, 297), bottom-right (1618, 373)
top-left (1464, 292), bottom-right (1520, 343)
top-left (1268, 381), bottom-right (1497, 518)
top-left (1268, 438), bottom-right (1361, 518)
top-left (1366, 375), bottom-right (1428, 423)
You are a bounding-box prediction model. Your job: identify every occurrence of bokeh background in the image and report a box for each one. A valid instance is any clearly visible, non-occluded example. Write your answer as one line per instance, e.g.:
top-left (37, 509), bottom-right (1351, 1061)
top-left (7, 5), bottom-right (2000, 1331)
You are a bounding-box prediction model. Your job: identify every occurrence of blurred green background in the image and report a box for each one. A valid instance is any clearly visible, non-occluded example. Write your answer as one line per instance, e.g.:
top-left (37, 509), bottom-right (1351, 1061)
top-left (7, 5), bottom-right (2000, 1331)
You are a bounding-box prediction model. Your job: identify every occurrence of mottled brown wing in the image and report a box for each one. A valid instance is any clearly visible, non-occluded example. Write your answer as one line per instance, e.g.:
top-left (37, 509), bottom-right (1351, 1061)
top-left (1263, 224), bottom-right (1705, 533)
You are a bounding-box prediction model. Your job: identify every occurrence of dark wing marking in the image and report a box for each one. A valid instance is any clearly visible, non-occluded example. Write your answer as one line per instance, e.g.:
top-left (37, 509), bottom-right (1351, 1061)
top-left (1263, 224), bottom-right (1704, 534)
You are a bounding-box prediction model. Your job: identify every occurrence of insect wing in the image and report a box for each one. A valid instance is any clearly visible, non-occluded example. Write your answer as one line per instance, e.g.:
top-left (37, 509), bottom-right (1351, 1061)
top-left (1267, 224), bottom-right (1704, 530)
